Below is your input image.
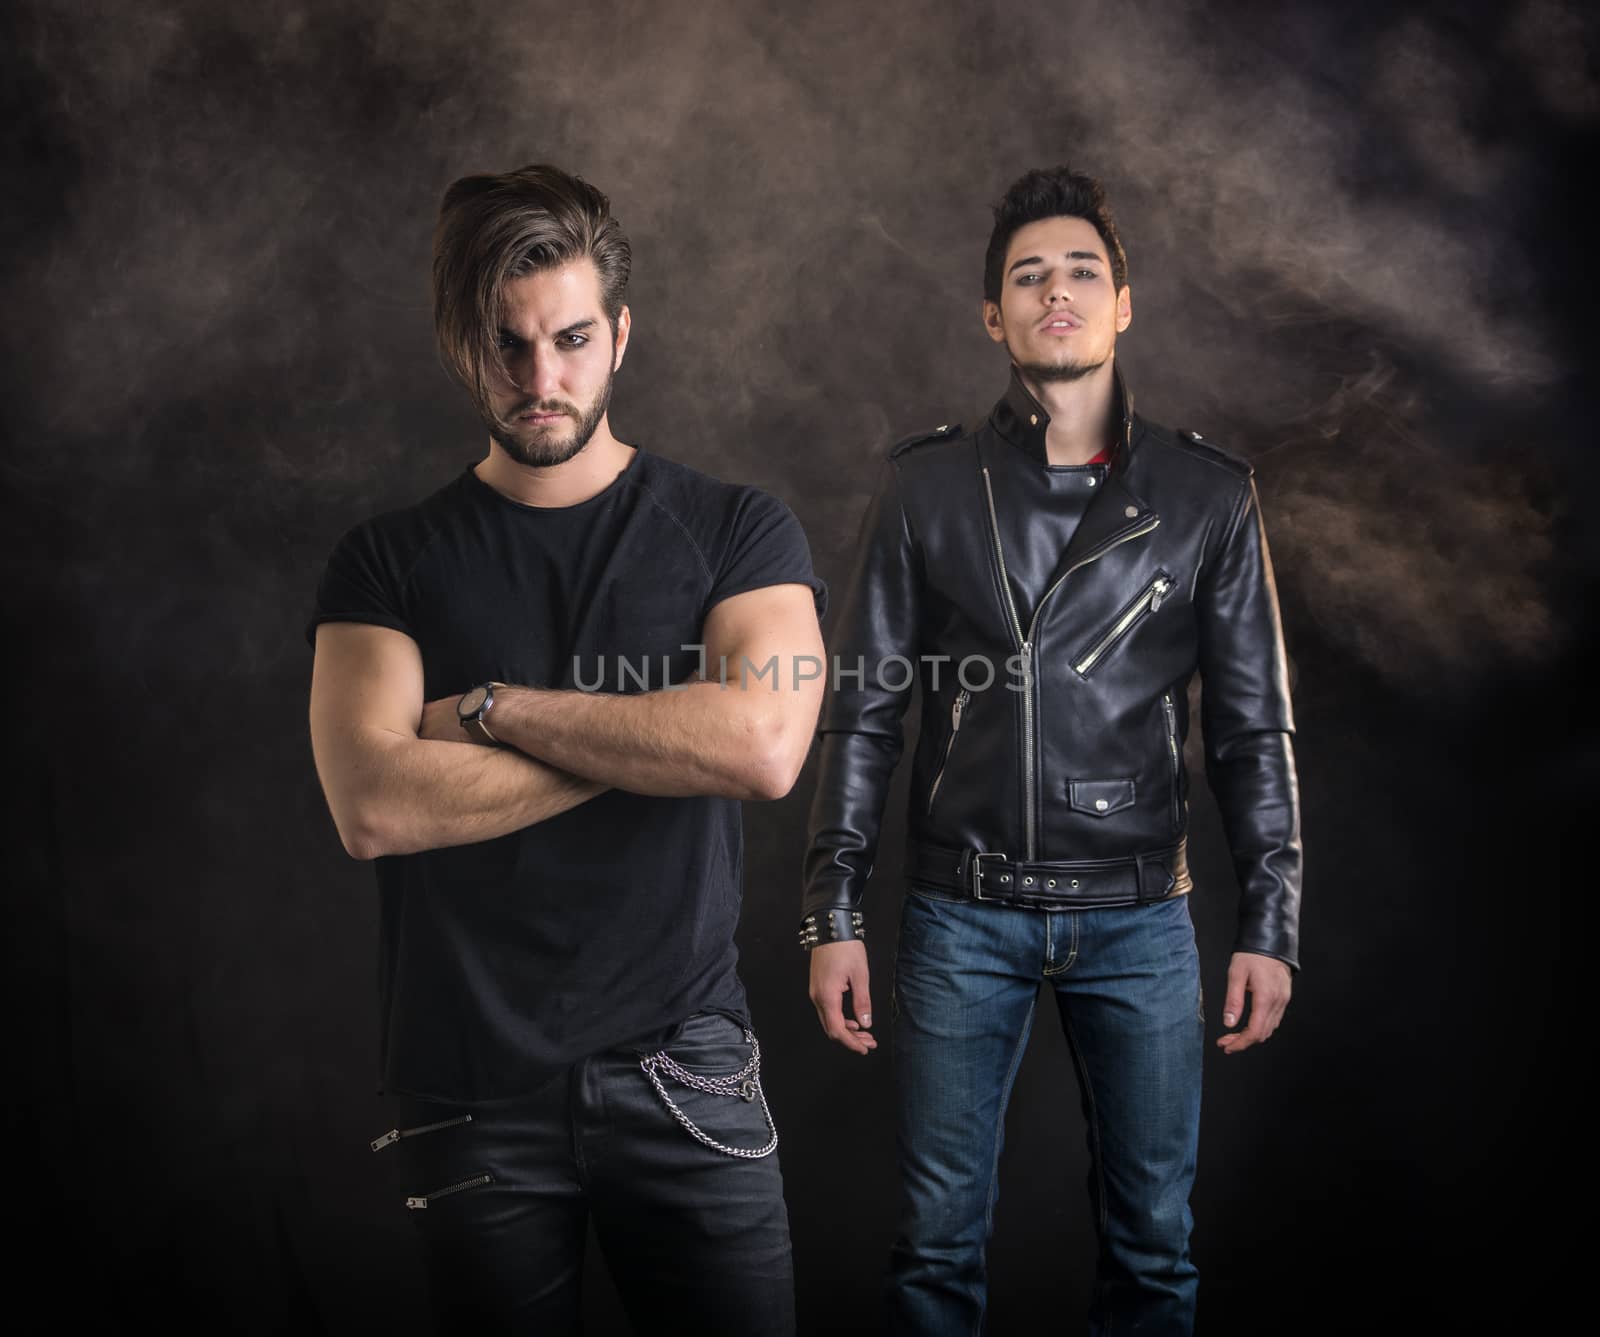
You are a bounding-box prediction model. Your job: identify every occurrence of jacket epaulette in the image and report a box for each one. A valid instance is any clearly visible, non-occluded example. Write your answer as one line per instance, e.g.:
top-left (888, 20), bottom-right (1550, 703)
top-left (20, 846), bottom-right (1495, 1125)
top-left (1174, 427), bottom-right (1253, 479)
top-left (889, 422), bottom-right (961, 459)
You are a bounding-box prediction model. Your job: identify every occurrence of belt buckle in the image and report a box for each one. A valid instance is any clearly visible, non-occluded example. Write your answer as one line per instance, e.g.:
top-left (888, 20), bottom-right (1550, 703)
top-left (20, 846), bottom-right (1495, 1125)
top-left (968, 851), bottom-right (1007, 901)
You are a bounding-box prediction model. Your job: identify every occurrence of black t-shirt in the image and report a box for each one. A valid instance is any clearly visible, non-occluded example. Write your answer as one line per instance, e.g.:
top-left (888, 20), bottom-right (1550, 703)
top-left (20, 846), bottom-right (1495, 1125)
top-left (305, 446), bottom-right (826, 1103)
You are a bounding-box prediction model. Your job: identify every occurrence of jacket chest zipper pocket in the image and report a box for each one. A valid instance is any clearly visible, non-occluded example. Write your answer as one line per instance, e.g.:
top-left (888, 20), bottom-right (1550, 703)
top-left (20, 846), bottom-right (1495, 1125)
top-left (1072, 572), bottom-right (1174, 677)
top-left (370, 1112), bottom-right (474, 1152)
top-left (406, 1172), bottom-right (494, 1210)
top-left (926, 688), bottom-right (971, 816)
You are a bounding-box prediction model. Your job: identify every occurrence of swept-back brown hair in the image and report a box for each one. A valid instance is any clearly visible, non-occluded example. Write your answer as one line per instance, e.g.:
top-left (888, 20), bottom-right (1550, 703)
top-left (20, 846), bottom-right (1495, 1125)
top-left (431, 163), bottom-right (631, 425)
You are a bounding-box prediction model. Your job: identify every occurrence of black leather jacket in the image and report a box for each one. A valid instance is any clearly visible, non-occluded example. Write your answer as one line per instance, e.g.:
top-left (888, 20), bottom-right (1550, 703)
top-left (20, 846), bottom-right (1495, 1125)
top-left (800, 366), bottom-right (1303, 970)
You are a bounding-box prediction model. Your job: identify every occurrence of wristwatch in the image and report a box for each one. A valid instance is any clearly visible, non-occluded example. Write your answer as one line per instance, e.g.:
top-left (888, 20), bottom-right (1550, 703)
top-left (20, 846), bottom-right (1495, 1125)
top-left (457, 682), bottom-right (506, 746)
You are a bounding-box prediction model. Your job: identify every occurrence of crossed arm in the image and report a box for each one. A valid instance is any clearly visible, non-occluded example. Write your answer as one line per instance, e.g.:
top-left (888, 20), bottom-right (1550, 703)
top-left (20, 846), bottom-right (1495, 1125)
top-left (308, 582), bottom-right (825, 860)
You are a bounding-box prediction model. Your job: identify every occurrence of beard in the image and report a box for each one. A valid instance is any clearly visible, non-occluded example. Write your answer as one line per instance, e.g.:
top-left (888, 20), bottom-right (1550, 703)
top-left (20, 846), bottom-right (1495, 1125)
top-left (487, 364), bottom-right (615, 468)
top-left (1014, 346), bottom-right (1111, 384)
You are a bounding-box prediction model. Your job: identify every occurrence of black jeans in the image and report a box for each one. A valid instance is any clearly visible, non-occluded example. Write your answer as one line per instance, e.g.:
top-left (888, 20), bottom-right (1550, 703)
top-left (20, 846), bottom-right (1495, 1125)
top-left (371, 1010), bottom-right (796, 1335)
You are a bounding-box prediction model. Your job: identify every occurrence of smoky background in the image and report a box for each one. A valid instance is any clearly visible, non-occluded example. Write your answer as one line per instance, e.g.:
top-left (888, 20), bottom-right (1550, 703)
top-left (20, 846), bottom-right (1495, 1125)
top-left (3, 0), bottom-right (1591, 1332)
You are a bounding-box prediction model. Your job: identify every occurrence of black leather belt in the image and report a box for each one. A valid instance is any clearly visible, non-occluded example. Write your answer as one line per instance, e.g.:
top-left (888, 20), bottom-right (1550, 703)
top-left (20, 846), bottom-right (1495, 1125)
top-left (907, 839), bottom-right (1190, 910)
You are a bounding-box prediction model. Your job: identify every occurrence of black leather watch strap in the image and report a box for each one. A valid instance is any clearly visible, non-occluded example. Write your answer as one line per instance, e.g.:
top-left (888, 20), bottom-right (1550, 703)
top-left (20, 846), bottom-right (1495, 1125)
top-left (459, 681), bottom-right (506, 747)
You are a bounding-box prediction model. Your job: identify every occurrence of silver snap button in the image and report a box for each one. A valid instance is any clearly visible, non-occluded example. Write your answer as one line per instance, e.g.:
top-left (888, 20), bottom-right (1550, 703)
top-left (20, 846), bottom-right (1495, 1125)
top-left (1095, 798), bottom-right (1109, 811)
top-left (1124, 505), bottom-right (1138, 518)
top-left (1087, 477), bottom-right (1097, 486)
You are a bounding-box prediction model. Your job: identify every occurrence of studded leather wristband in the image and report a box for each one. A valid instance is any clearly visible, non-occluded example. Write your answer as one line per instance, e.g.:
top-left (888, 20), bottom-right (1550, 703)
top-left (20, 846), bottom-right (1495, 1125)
top-left (797, 907), bottom-right (866, 952)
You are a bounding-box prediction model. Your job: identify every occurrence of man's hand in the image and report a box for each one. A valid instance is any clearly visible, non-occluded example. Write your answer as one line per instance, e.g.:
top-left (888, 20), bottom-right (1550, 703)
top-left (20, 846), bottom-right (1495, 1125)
top-left (809, 939), bottom-right (877, 1055)
top-left (419, 693), bottom-right (501, 746)
top-left (418, 694), bottom-right (466, 744)
top-left (1215, 951), bottom-right (1292, 1055)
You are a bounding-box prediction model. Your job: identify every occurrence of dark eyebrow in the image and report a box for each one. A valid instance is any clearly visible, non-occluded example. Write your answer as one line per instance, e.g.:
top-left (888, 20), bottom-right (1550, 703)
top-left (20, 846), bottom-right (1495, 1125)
top-left (494, 318), bottom-right (599, 341)
top-left (1007, 250), bottom-right (1106, 276)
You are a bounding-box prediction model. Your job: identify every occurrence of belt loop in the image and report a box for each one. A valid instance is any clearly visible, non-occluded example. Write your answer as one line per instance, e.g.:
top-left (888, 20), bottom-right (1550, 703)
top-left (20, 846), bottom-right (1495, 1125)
top-left (954, 847), bottom-right (972, 897)
top-left (1135, 851), bottom-right (1172, 903)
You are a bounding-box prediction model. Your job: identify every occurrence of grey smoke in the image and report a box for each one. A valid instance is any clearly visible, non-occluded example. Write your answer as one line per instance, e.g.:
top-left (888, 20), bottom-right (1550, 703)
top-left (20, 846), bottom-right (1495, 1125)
top-left (5, 0), bottom-right (1588, 689)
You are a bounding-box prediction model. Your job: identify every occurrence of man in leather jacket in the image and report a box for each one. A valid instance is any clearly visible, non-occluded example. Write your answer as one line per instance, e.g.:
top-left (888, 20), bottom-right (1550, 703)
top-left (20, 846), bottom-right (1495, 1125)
top-left (799, 167), bottom-right (1302, 1335)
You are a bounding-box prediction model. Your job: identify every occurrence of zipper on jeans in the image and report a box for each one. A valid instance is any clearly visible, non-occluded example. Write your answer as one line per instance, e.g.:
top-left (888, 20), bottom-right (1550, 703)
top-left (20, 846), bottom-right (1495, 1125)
top-left (983, 465), bottom-right (1161, 859)
top-left (405, 1172), bottom-right (494, 1210)
top-left (1163, 691), bottom-right (1182, 831)
top-left (371, 1112), bottom-right (474, 1152)
top-left (926, 688), bottom-right (972, 815)
top-left (1073, 572), bottom-right (1173, 676)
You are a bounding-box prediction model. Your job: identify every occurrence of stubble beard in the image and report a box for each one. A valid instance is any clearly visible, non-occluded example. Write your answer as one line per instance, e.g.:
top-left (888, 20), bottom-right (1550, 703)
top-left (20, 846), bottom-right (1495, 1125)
top-left (1014, 342), bottom-right (1113, 385)
top-left (1016, 355), bottom-right (1105, 384)
top-left (488, 364), bottom-right (616, 469)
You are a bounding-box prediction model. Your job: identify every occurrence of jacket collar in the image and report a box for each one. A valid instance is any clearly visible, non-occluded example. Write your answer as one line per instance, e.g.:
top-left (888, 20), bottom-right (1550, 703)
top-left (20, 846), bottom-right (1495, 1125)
top-left (989, 361), bottom-right (1137, 468)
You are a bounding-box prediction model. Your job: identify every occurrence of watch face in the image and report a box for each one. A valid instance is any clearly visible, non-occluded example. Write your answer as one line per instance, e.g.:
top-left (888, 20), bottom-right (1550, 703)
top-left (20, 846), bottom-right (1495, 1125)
top-left (458, 686), bottom-right (490, 720)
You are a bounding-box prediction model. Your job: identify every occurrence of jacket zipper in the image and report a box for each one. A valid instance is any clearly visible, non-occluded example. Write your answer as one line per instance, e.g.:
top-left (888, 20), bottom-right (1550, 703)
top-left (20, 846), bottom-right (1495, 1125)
top-left (405, 1172), bottom-right (494, 1209)
top-left (370, 1113), bottom-right (474, 1152)
top-left (926, 688), bottom-right (971, 815)
top-left (1073, 573), bottom-right (1173, 676)
top-left (982, 466), bottom-right (1161, 859)
top-left (982, 468), bottom-right (1034, 854)
top-left (1163, 691), bottom-right (1181, 831)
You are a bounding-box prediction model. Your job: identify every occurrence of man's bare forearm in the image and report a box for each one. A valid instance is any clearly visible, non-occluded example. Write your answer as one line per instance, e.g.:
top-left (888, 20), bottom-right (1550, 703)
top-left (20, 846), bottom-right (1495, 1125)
top-left (321, 728), bottom-right (607, 859)
top-left (486, 679), bottom-right (805, 801)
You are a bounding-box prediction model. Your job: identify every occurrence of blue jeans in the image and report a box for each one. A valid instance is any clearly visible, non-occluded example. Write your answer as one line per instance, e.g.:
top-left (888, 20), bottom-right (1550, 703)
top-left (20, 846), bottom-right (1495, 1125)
top-left (890, 887), bottom-right (1205, 1336)
top-left (370, 1010), bottom-right (796, 1335)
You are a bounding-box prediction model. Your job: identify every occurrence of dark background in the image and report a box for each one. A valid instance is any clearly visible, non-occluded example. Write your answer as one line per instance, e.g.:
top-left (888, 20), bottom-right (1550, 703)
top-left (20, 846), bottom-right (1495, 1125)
top-left (4, 0), bottom-right (1591, 1332)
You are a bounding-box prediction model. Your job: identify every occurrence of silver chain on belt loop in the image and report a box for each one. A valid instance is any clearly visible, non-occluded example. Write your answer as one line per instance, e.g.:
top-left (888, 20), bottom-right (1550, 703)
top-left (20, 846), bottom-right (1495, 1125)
top-left (638, 1027), bottom-right (779, 1159)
